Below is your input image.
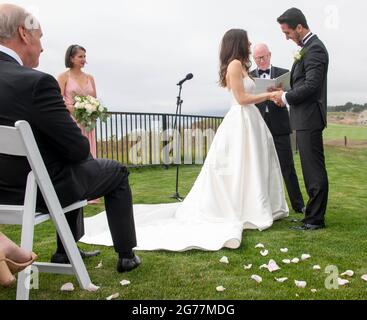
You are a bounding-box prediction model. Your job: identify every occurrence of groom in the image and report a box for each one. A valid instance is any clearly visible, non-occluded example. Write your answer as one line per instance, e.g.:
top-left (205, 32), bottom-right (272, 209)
top-left (272, 8), bottom-right (329, 230)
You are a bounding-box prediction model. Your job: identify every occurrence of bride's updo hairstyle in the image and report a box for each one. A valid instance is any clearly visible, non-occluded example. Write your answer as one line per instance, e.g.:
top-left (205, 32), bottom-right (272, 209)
top-left (219, 29), bottom-right (252, 88)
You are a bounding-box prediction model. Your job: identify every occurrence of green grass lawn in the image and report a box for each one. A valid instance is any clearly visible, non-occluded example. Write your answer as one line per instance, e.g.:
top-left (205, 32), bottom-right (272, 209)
top-left (1, 143), bottom-right (367, 300)
top-left (324, 123), bottom-right (367, 141)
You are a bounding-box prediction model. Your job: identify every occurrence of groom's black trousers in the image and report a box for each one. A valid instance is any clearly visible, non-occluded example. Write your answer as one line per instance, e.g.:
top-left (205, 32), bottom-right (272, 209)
top-left (54, 158), bottom-right (137, 254)
top-left (296, 129), bottom-right (328, 225)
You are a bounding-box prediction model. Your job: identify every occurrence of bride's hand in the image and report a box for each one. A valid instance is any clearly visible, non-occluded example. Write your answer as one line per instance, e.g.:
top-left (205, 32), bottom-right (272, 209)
top-left (269, 91), bottom-right (285, 107)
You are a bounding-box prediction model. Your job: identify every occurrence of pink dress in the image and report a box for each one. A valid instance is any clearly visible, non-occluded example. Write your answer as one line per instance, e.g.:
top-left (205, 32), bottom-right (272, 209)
top-left (63, 73), bottom-right (97, 158)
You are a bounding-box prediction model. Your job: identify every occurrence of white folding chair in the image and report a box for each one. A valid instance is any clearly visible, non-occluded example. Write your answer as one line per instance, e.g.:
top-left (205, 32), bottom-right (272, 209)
top-left (0, 120), bottom-right (93, 300)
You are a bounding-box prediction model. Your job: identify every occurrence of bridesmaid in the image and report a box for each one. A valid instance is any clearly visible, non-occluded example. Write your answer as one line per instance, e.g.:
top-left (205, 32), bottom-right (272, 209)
top-left (57, 44), bottom-right (98, 158)
top-left (58, 45), bottom-right (100, 204)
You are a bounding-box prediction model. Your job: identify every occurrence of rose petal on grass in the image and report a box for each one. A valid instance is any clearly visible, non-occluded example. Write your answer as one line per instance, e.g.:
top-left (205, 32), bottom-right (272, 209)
top-left (337, 278), bottom-right (349, 286)
top-left (311, 289), bottom-right (317, 293)
top-left (267, 260), bottom-right (281, 272)
top-left (120, 280), bottom-right (131, 286)
top-left (216, 286), bottom-right (226, 292)
top-left (219, 256), bottom-right (229, 264)
top-left (280, 248), bottom-right (288, 253)
top-left (255, 243), bottom-right (265, 249)
top-left (106, 293), bottom-right (119, 300)
top-left (282, 259), bottom-right (291, 264)
top-left (251, 275), bottom-right (263, 283)
top-left (275, 277), bottom-right (288, 283)
top-left (95, 261), bottom-right (103, 269)
top-left (259, 264), bottom-right (268, 270)
top-left (295, 280), bottom-right (307, 288)
top-left (313, 265), bottom-right (321, 270)
top-left (87, 283), bottom-right (100, 292)
top-left (301, 254), bottom-right (311, 261)
top-left (340, 270), bottom-right (354, 277)
top-left (60, 283), bottom-right (75, 292)
top-left (291, 258), bottom-right (300, 264)
top-left (243, 264), bottom-right (253, 270)
top-left (260, 250), bottom-right (269, 257)
top-left (361, 274), bottom-right (367, 282)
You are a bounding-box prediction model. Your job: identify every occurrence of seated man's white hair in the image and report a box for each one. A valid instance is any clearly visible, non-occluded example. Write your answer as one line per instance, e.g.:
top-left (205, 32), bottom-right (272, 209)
top-left (0, 3), bottom-right (39, 42)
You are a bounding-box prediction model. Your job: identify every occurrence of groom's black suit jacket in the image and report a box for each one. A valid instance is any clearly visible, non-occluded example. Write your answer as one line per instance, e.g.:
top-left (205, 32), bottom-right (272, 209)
top-left (286, 35), bottom-right (329, 131)
top-left (251, 66), bottom-right (291, 136)
top-left (0, 51), bottom-right (92, 207)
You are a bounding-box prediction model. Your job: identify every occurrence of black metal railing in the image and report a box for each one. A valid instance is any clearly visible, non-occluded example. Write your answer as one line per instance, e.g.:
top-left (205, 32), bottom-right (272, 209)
top-left (95, 112), bottom-right (223, 167)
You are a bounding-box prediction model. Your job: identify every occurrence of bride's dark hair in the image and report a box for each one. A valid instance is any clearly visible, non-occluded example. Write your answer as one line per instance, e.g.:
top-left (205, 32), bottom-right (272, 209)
top-left (219, 29), bottom-right (252, 88)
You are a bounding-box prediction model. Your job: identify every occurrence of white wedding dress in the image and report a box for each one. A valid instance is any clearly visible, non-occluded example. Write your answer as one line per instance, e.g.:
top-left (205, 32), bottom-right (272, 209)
top-left (80, 77), bottom-right (289, 251)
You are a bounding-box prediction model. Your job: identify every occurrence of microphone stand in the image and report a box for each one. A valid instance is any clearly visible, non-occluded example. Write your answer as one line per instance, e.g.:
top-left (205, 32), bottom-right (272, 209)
top-left (171, 83), bottom-right (185, 202)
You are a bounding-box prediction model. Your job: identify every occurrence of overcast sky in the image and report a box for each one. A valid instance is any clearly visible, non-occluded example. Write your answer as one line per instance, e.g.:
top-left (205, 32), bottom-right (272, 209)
top-left (10, 0), bottom-right (367, 115)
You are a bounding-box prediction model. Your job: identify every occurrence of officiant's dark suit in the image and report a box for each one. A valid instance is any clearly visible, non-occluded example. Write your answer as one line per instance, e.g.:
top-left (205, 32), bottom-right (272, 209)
top-left (0, 47), bottom-right (139, 271)
top-left (277, 8), bottom-right (329, 229)
top-left (251, 66), bottom-right (304, 213)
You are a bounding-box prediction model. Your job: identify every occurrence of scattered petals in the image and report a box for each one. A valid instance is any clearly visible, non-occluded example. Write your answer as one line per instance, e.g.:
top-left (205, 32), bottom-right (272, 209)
top-left (120, 280), bottom-right (131, 286)
top-left (296, 294), bottom-right (300, 297)
top-left (87, 283), bottom-right (100, 292)
top-left (216, 286), bottom-right (226, 292)
top-left (251, 275), bottom-right (263, 283)
top-left (243, 264), bottom-right (253, 270)
top-left (295, 280), bottom-right (307, 288)
top-left (106, 293), bottom-right (119, 300)
top-left (255, 243), bottom-right (265, 249)
top-left (267, 260), bottom-right (281, 272)
top-left (282, 259), bottom-right (291, 264)
top-left (361, 275), bottom-right (367, 282)
top-left (311, 289), bottom-right (317, 293)
top-left (280, 248), bottom-right (289, 253)
top-left (275, 277), bottom-right (288, 283)
top-left (337, 278), bottom-right (349, 286)
top-left (60, 282), bottom-right (75, 292)
top-left (259, 264), bottom-right (268, 270)
top-left (313, 265), bottom-right (321, 270)
top-left (291, 258), bottom-right (300, 264)
top-left (219, 256), bottom-right (229, 264)
top-left (301, 254), bottom-right (311, 261)
top-left (260, 250), bottom-right (269, 257)
top-left (95, 261), bottom-right (103, 269)
top-left (341, 270), bottom-right (354, 277)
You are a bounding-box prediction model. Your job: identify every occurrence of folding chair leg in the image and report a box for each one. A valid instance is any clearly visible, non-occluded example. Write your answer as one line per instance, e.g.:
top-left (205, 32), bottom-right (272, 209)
top-left (52, 211), bottom-right (92, 290)
top-left (16, 173), bottom-right (37, 300)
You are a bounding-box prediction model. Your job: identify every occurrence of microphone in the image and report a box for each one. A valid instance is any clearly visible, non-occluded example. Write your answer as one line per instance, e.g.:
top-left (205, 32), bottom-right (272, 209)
top-left (177, 73), bottom-right (194, 86)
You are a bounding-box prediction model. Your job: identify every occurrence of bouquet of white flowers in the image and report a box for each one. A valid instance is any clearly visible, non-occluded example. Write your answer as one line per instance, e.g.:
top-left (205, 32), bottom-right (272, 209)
top-left (72, 95), bottom-right (109, 132)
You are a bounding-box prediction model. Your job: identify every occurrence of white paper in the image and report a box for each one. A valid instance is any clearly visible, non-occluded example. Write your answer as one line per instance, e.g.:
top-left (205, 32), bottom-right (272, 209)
top-left (253, 72), bottom-right (291, 94)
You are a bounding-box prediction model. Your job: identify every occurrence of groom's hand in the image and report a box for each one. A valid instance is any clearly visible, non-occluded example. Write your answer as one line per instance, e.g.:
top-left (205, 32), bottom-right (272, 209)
top-left (270, 90), bottom-right (286, 107)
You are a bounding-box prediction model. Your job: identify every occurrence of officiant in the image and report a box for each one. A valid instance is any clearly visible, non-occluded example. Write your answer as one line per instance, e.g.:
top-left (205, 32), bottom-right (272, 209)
top-left (251, 44), bottom-right (305, 214)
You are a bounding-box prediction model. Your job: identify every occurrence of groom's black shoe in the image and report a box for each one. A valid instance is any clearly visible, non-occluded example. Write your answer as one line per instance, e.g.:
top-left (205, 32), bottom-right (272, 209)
top-left (117, 255), bottom-right (141, 273)
top-left (290, 223), bottom-right (325, 231)
top-left (51, 248), bottom-right (101, 264)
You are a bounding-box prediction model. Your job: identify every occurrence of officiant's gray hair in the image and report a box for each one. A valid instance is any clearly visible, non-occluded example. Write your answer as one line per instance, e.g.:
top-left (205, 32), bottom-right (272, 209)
top-left (0, 4), bottom-right (40, 42)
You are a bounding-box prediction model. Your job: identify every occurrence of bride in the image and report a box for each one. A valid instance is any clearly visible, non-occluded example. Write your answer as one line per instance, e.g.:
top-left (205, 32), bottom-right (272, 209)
top-left (81, 29), bottom-right (289, 251)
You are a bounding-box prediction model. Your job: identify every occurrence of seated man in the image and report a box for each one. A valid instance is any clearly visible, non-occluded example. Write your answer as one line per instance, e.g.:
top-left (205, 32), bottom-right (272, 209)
top-left (0, 4), bottom-right (140, 273)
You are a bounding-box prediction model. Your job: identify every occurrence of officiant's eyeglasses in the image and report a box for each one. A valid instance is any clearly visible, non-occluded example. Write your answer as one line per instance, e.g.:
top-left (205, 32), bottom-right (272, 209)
top-left (254, 54), bottom-right (269, 62)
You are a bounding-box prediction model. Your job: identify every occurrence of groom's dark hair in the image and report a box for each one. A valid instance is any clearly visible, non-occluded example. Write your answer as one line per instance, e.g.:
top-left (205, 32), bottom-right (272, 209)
top-left (277, 8), bottom-right (309, 29)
